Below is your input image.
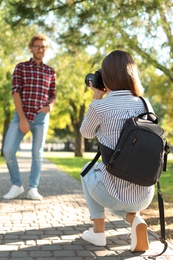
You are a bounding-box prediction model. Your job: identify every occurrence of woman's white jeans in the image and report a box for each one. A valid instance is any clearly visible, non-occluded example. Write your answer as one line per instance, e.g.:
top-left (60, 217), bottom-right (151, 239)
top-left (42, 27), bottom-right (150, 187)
top-left (81, 163), bottom-right (155, 220)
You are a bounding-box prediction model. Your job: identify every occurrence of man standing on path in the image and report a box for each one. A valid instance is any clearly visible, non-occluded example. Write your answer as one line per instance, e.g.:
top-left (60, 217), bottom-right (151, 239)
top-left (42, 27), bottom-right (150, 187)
top-left (3, 33), bottom-right (56, 200)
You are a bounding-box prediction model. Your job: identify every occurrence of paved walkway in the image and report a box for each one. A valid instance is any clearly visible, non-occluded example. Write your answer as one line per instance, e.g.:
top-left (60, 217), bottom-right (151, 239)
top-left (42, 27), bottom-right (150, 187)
top-left (0, 153), bottom-right (173, 260)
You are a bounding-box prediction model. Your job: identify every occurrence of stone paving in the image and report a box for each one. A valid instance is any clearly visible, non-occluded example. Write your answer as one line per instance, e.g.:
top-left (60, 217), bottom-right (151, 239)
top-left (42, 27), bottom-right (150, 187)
top-left (0, 153), bottom-right (173, 260)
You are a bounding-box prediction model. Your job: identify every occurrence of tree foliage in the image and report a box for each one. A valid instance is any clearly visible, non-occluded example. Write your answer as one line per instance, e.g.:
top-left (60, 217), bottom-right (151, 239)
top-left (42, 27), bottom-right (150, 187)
top-left (48, 49), bottom-right (97, 155)
top-left (1, 0), bottom-right (173, 148)
top-left (3, 1), bottom-right (173, 74)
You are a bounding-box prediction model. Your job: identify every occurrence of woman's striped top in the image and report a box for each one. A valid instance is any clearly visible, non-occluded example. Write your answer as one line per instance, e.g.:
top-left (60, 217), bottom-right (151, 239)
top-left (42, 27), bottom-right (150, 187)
top-left (80, 90), bottom-right (154, 204)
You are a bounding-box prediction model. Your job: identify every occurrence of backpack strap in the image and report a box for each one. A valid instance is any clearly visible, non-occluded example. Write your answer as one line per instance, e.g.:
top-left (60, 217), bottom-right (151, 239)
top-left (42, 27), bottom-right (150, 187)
top-left (156, 181), bottom-right (168, 256)
top-left (163, 143), bottom-right (171, 171)
top-left (80, 143), bottom-right (114, 177)
top-left (139, 96), bottom-right (159, 123)
top-left (140, 96), bottom-right (169, 167)
top-left (81, 150), bottom-right (101, 177)
top-left (139, 96), bottom-right (149, 112)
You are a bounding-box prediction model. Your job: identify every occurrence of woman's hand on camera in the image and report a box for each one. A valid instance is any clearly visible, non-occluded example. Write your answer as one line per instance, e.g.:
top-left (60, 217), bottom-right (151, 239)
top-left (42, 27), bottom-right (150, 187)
top-left (89, 81), bottom-right (107, 100)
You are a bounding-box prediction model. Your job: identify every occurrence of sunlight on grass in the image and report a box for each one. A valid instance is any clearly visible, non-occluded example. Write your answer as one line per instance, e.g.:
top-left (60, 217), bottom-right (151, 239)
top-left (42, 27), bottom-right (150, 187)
top-left (44, 151), bottom-right (97, 159)
top-left (158, 159), bottom-right (173, 199)
top-left (0, 156), bottom-right (4, 166)
top-left (46, 152), bottom-right (99, 181)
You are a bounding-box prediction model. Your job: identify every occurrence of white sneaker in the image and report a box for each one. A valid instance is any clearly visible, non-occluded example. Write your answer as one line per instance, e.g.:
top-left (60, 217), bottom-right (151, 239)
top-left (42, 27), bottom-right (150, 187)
top-left (131, 215), bottom-right (149, 252)
top-left (27, 188), bottom-right (43, 200)
top-left (82, 227), bottom-right (106, 246)
top-left (3, 185), bottom-right (24, 199)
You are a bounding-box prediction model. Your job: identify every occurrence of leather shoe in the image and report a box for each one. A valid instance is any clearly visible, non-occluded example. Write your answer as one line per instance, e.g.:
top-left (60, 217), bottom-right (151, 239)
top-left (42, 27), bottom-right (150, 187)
top-left (82, 227), bottom-right (106, 246)
top-left (131, 215), bottom-right (149, 252)
top-left (27, 188), bottom-right (43, 200)
top-left (3, 185), bottom-right (24, 199)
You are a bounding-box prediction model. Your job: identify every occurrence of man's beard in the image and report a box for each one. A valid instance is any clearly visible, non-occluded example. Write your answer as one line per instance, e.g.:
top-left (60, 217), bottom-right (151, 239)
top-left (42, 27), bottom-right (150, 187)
top-left (33, 53), bottom-right (44, 61)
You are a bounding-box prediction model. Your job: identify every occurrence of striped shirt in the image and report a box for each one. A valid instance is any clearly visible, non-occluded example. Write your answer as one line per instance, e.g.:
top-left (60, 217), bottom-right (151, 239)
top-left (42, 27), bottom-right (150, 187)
top-left (80, 90), bottom-right (154, 203)
top-left (12, 58), bottom-right (56, 121)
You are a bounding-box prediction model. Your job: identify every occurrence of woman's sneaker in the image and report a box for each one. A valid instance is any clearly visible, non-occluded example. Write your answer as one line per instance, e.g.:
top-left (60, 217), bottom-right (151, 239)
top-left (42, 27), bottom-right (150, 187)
top-left (82, 227), bottom-right (106, 246)
top-left (131, 215), bottom-right (149, 252)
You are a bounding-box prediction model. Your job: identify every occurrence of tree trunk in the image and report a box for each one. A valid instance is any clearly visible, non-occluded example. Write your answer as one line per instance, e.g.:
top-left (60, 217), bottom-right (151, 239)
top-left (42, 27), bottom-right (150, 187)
top-left (74, 126), bottom-right (84, 157)
top-left (1, 111), bottom-right (11, 156)
top-left (69, 101), bottom-right (86, 157)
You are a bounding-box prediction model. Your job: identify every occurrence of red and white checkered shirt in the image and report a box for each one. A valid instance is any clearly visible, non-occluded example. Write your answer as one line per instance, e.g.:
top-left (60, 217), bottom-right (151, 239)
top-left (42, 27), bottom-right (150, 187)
top-left (12, 58), bottom-right (56, 121)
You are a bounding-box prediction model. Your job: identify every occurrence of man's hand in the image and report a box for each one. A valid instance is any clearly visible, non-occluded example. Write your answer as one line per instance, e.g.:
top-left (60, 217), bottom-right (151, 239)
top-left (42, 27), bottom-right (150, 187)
top-left (19, 118), bottom-right (30, 134)
top-left (37, 105), bottom-right (52, 113)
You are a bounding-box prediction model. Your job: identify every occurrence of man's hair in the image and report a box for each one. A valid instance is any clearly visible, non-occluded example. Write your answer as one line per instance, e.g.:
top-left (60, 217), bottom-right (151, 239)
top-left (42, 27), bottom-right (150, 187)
top-left (101, 50), bottom-right (142, 96)
top-left (29, 33), bottom-right (49, 48)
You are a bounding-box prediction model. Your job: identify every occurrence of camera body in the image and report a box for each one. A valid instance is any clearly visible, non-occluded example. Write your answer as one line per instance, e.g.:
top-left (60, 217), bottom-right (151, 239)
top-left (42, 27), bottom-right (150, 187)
top-left (85, 69), bottom-right (105, 89)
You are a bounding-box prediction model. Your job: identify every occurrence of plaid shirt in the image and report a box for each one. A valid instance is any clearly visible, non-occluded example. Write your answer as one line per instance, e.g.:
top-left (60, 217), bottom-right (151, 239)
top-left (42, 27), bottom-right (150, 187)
top-left (12, 58), bottom-right (56, 121)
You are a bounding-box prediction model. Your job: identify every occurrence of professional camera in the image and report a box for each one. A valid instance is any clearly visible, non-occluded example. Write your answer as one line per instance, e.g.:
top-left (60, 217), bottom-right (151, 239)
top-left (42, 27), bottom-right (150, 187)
top-left (85, 69), bottom-right (105, 89)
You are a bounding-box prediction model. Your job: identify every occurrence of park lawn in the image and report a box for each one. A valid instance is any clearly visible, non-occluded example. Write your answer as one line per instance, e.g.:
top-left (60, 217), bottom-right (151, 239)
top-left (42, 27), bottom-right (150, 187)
top-left (0, 156), bottom-right (4, 166)
top-left (47, 154), bottom-right (173, 243)
top-left (46, 156), bottom-right (94, 181)
top-left (45, 151), bottom-right (101, 180)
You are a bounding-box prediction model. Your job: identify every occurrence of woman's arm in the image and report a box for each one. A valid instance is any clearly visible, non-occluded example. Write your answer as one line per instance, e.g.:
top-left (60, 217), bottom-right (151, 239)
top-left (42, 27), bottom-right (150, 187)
top-left (80, 82), bottom-right (107, 139)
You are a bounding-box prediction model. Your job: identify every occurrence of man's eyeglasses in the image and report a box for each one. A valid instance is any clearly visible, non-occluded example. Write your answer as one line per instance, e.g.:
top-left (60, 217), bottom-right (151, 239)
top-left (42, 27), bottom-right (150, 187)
top-left (32, 45), bottom-right (48, 51)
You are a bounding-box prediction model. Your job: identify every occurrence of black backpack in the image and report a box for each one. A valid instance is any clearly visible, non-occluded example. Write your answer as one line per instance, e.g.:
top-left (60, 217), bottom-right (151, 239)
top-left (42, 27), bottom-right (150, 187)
top-left (81, 96), bottom-right (170, 256)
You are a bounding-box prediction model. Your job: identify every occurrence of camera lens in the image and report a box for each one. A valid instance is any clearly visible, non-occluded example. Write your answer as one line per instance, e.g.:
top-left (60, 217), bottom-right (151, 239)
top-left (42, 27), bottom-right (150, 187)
top-left (93, 70), bottom-right (105, 89)
top-left (85, 73), bottom-right (94, 86)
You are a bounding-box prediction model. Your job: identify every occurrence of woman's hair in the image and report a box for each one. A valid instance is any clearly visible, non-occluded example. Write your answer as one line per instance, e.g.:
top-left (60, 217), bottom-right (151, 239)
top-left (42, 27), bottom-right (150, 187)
top-left (101, 50), bottom-right (143, 96)
top-left (29, 33), bottom-right (49, 48)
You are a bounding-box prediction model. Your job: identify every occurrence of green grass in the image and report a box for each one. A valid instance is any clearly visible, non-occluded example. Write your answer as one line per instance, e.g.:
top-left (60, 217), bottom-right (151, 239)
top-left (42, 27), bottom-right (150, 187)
top-left (0, 156), bottom-right (4, 166)
top-left (47, 157), bottom-right (91, 180)
top-left (157, 159), bottom-right (173, 201)
top-left (45, 152), bottom-right (101, 181)
top-left (160, 170), bottom-right (173, 195)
